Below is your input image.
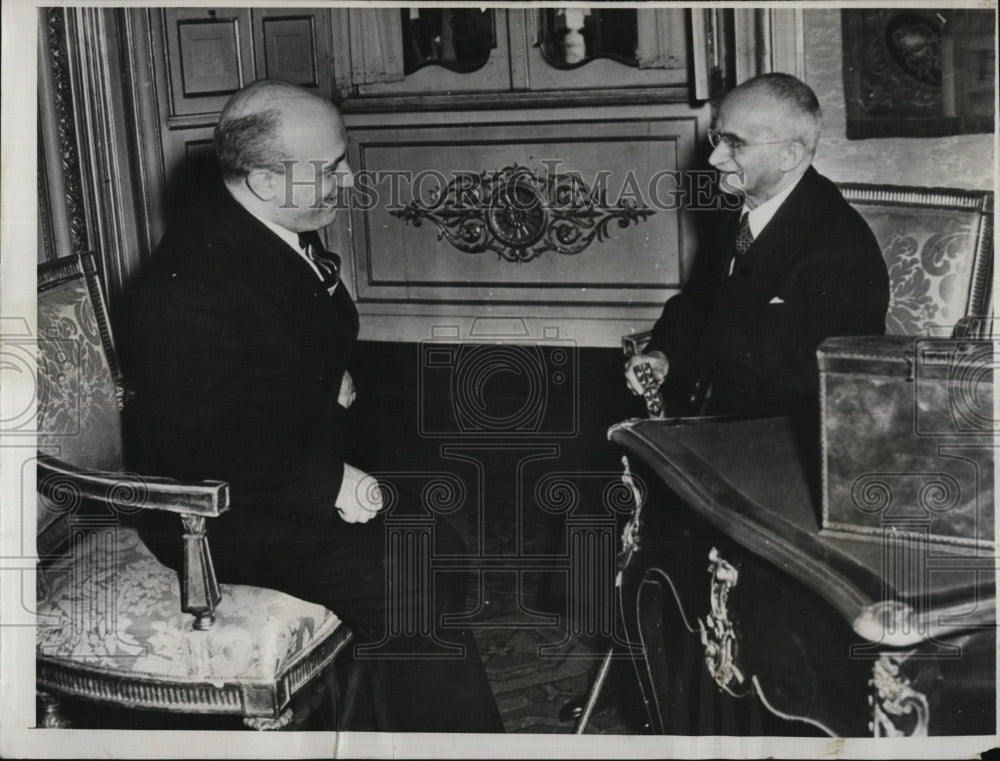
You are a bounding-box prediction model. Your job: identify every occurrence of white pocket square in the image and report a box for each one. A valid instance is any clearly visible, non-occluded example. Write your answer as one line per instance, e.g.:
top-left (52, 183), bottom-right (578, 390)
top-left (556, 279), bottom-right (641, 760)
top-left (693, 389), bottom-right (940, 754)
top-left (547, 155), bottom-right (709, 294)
top-left (769, 296), bottom-right (785, 304)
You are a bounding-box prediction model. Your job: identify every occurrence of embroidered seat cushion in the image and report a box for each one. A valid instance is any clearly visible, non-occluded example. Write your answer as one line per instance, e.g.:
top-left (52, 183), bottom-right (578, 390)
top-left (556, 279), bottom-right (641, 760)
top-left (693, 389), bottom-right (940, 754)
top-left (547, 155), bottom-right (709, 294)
top-left (37, 527), bottom-right (342, 684)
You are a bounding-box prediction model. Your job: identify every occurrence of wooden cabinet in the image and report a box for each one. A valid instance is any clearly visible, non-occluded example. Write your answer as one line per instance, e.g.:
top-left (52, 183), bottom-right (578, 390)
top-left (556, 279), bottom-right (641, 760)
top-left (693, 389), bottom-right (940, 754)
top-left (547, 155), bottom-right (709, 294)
top-left (162, 8), bottom-right (254, 120)
top-left (333, 8), bottom-right (694, 104)
top-left (157, 7), bottom-right (332, 128)
top-left (251, 9), bottom-right (332, 93)
top-left (517, 10), bottom-right (688, 92)
top-left (341, 8), bottom-right (514, 97)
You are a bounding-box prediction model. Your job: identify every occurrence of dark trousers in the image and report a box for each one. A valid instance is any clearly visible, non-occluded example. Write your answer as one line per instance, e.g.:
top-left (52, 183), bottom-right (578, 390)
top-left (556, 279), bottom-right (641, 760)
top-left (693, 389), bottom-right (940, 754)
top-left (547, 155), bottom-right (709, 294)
top-left (139, 506), bottom-right (504, 733)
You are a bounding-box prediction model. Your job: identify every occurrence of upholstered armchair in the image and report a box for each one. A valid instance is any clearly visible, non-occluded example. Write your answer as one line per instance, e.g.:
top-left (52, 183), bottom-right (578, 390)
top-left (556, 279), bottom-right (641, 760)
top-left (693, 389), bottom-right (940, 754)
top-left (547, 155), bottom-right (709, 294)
top-left (35, 254), bottom-right (353, 730)
top-left (623, 183), bottom-right (994, 361)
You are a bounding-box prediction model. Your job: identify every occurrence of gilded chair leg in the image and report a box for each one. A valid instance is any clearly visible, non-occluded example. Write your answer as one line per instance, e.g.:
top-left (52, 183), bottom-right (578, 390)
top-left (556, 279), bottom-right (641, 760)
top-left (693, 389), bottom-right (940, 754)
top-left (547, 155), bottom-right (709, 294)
top-left (37, 691), bottom-right (71, 728)
top-left (243, 708), bottom-right (294, 731)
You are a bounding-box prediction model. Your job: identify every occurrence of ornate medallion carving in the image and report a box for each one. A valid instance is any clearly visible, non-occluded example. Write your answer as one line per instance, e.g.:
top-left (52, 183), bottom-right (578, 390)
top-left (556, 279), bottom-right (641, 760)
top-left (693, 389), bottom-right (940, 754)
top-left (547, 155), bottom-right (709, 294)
top-left (697, 547), bottom-right (747, 695)
top-left (391, 165), bottom-right (654, 263)
top-left (870, 652), bottom-right (930, 736)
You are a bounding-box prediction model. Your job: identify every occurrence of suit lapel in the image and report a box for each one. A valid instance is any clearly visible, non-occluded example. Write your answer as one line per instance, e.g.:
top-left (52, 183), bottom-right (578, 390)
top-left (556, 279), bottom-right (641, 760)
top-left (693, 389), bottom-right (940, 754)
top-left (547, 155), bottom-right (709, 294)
top-left (737, 167), bottom-right (819, 299)
top-left (209, 183), bottom-right (329, 300)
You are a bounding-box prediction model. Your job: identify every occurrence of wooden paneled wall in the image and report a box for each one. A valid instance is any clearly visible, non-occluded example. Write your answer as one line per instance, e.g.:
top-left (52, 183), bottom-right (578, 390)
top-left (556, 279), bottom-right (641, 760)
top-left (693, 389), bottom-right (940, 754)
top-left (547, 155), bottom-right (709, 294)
top-left (340, 104), bottom-right (708, 346)
top-left (41, 8), bottom-right (806, 344)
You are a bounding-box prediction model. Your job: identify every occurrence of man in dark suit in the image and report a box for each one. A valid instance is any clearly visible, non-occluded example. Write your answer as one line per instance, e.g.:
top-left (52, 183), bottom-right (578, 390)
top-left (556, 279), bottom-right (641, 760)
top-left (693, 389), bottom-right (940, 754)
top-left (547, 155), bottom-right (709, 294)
top-left (626, 73), bottom-right (889, 416)
top-left (126, 80), bottom-right (503, 733)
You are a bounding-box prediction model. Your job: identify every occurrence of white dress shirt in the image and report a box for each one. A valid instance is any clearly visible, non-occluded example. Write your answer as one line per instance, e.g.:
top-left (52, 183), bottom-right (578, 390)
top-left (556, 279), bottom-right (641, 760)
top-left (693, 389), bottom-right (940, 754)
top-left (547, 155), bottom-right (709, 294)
top-left (743, 175), bottom-right (803, 238)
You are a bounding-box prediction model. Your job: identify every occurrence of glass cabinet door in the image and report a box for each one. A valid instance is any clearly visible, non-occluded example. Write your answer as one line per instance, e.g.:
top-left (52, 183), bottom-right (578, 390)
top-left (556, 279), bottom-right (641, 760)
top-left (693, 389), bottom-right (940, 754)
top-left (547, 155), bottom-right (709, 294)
top-left (520, 8), bottom-right (689, 90)
top-left (401, 8), bottom-right (496, 75)
top-left (537, 8), bottom-right (639, 69)
top-left (351, 8), bottom-right (512, 96)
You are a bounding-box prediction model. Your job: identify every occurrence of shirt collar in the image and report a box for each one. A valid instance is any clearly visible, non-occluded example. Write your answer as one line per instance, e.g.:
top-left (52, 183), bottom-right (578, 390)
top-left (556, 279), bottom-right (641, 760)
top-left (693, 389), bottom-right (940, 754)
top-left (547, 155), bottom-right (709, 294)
top-left (244, 209), bottom-right (304, 255)
top-left (742, 174), bottom-right (803, 238)
top-left (242, 207), bottom-right (333, 285)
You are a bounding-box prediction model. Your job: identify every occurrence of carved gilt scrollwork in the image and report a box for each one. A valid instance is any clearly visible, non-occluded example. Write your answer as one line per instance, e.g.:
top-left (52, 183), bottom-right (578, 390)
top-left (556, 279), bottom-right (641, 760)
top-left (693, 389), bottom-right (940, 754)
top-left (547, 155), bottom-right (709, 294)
top-left (870, 652), bottom-right (930, 737)
top-left (43, 8), bottom-right (89, 256)
top-left (615, 456), bottom-right (644, 586)
top-left (698, 547), bottom-right (747, 696)
top-left (391, 164), bottom-right (654, 263)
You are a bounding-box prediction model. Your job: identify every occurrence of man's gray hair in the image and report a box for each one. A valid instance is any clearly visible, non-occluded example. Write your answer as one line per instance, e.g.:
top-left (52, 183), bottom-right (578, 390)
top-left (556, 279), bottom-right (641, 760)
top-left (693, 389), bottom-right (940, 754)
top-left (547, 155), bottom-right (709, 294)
top-left (739, 72), bottom-right (823, 155)
top-left (214, 109), bottom-right (284, 181)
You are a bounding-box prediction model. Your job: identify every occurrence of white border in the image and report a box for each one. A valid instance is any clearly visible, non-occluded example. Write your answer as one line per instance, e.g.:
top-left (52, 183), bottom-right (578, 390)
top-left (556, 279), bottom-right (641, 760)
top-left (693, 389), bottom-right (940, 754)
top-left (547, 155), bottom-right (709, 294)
top-left (3, 1), bottom-right (998, 758)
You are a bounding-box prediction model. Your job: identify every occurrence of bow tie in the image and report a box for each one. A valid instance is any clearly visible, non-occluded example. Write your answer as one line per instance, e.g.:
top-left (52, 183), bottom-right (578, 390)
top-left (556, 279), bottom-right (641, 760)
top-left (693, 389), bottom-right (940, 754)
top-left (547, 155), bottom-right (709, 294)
top-left (298, 230), bottom-right (342, 289)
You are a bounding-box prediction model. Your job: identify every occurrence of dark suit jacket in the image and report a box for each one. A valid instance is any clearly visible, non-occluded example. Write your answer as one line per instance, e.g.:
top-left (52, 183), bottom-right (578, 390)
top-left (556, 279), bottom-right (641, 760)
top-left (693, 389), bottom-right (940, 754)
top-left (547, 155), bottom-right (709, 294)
top-left (124, 180), bottom-right (359, 526)
top-left (647, 167), bottom-right (889, 416)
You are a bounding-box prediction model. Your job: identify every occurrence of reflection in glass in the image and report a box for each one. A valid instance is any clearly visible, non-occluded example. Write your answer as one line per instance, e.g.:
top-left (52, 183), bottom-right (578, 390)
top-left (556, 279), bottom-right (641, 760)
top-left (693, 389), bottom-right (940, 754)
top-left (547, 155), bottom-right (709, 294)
top-left (401, 8), bottom-right (496, 75)
top-left (539, 9), bottom-right (639, 69)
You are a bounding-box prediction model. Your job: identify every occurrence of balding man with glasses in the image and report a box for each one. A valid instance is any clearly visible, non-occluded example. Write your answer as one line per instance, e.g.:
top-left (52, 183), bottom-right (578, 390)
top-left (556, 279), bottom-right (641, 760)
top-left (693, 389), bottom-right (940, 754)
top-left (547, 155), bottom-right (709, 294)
top-left (626, 73), bottom-right (888, 418)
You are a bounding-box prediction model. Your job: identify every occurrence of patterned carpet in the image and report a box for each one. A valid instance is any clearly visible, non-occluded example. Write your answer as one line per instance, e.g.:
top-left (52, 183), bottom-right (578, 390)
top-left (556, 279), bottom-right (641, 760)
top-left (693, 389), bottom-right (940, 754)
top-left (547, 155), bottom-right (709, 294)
top-left (476, 616), bottom-right (629, 734)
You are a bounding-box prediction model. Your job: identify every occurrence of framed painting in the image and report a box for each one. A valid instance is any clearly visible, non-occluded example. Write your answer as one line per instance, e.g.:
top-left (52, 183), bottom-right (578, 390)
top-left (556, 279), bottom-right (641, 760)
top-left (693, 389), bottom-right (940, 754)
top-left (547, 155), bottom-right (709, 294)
top-left (842, 8), bottom-right (995, 139)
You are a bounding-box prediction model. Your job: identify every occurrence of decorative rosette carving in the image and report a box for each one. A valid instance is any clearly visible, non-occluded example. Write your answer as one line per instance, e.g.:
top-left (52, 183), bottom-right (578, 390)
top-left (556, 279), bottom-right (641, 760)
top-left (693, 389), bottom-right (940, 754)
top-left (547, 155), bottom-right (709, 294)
top-left (391, 165), bottom-right (654, 263)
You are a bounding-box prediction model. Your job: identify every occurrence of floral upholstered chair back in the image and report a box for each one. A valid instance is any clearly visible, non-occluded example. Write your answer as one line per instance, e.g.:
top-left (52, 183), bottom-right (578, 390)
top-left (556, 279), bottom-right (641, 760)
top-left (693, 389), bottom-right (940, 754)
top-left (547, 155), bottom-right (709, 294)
top-left (37, 255), bottom-right (124, 539)
top-left (839, 185), bottom-right (994, 337)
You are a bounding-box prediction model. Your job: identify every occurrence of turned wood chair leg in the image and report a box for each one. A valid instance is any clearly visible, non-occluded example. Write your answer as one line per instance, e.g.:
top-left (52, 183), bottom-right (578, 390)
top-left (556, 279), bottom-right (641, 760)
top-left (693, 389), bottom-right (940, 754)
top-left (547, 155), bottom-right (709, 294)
top-left (37, 691), bottom-right (71, 728)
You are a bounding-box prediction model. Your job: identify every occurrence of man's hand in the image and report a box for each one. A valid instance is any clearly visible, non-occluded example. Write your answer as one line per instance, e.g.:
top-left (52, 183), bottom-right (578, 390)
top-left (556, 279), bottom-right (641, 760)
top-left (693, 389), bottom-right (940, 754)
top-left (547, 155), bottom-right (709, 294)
top-left (337, 370), bottom-right (356, 409)
top-left (625, 351), bottom-right (669, 396)
top-left (335, 463), bottom-right (383, 523)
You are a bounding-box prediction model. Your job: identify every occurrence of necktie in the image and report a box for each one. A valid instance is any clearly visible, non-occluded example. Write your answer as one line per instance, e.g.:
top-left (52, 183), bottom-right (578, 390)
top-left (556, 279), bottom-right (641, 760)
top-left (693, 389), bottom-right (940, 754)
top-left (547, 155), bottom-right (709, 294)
top-left (735, 212), bottom-right (754, 258)
top-left (298, 230), bottom-right (342, 289)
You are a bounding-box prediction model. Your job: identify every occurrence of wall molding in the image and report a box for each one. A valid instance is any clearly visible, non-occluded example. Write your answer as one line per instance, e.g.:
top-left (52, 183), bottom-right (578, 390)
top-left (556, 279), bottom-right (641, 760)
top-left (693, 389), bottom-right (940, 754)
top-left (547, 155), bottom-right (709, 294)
top-left (66, 8), bottom-right (150, 311)
top-left (733, 8), bottom-right (806, 85)
top-left (38, 8), bottom-right (89, 262)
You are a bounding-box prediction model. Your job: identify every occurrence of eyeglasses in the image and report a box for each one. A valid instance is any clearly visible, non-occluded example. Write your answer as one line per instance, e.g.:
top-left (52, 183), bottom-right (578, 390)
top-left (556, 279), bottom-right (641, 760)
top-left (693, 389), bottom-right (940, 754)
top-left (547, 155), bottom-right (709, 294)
top-left (708, 129), bottom-right (789, 152)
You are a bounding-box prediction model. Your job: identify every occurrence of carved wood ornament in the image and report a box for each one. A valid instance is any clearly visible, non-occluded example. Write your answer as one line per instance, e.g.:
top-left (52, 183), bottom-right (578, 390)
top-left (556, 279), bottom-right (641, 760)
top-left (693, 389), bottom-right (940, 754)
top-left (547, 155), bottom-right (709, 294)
top-left (392, 164), bottom-right (654, 263)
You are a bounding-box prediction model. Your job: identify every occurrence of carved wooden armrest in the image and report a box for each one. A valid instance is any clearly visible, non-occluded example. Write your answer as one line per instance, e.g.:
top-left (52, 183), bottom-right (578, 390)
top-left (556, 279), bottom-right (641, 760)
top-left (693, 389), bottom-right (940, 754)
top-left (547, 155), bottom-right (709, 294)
top-left (37, 453), bottom-right (230, 630)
